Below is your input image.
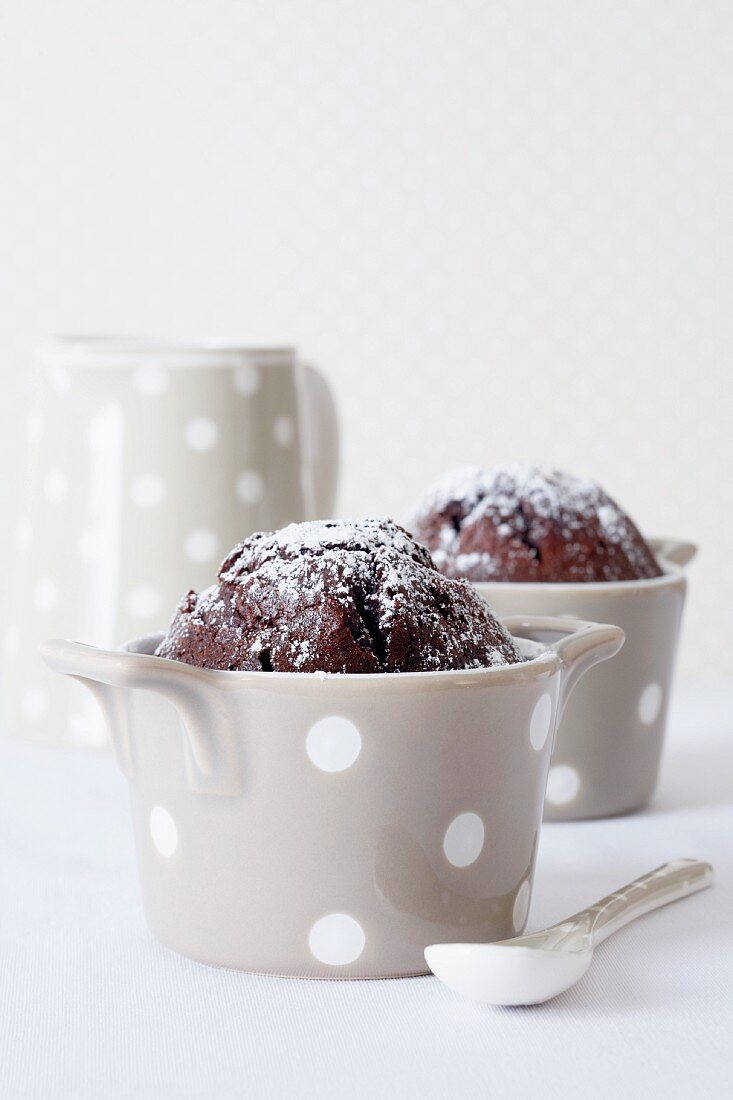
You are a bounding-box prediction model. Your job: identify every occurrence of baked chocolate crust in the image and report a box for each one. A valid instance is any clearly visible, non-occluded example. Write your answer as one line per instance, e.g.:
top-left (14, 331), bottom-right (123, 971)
top-left (156, 517), bottom-right (522, 673)
top-left (409, 466), bottom-right (662, 584)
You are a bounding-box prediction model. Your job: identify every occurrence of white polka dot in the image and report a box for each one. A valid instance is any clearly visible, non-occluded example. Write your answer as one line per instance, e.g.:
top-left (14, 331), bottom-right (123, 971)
top-left (27, 408), bottom-right (45, 444)
top-left (513, 880), bottom-right (531, 932)
top-left (33, 578), bottom-right (58, 612)
top-left (639, 683), bottom-right (663, 726)
top-left (546, 765), bottom-right (581, 806)
top-left (306, 716), bottom-right (362, 772)
top-left (127, 586), bottom-right (162, 618)
top-left (273, 414), bottom-right (295, 447)
top-left (78, 528), bottom-right (105, 561)
top-left (529, 693), bottom-right (553, 751)
top-left (69, 711), bottom-right (107, 747)
top-left (233, 364), bottom-right (261, 395)
top-left (44, 469), bottom-right (68, 503)
top-left (184, 528), bottom-right (220, 563)
top-left (3, 625), bottom-right (19, 658)
top-left (133, 366), bottom-right (168, 396)
top-left (48, 365), bottom-right (71, 392)
top-left (131, 473), bottom-right (166, 508)
top-left (150, 806), bottom-right (178, 858)
top-left (184, 417), bottom-right (220, 452)
top-left (15, 517), bottom-right (33, 550)
top-left (443, 812), bottom-right (485, 868)
top-left (308, 913), bottom-right (365, 966)
top-left (236, 470), bottom-right (264, 504)
top-left (23, 688), bottom-right (49, 721)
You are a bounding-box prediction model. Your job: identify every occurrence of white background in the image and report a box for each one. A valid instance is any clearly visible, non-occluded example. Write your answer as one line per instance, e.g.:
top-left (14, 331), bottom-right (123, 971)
top-left (1, 9), bottom-right (732, 1097)
top-left (0, 0), bottom-right (731, 680)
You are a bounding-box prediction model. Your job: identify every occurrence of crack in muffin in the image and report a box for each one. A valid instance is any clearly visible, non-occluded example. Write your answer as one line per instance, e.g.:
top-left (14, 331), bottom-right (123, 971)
top-left (408, 466), bottom-right (662, 583)
top-left (155, 517), bottom-right (522, 673)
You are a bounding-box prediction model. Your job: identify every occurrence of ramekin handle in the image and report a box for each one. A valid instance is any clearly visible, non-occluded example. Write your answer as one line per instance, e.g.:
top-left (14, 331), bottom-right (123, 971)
top-left (41, 638), bottom-right (161, 689)
top-left (40, 639), bottom-right (242, 794)
top-left (502, 616), bottom-right (625, 719)
top-left (648, 537), bottom-right (698, 568)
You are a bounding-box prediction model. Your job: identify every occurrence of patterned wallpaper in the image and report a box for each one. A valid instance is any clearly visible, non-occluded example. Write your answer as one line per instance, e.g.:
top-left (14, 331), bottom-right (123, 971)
top-left (0, 0), bottom-right (730, 677)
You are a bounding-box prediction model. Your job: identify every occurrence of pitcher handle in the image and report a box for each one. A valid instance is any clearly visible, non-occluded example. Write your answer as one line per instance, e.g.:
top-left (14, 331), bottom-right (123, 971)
top-left (299, 360), bottom-right (339, 518)
top-left (502, 616), bottom-right (624, 720)
top-left (648, 537), bottom-right (698, 569)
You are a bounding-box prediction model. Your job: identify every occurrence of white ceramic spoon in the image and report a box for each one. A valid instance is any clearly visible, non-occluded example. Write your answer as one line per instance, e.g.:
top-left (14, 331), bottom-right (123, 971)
top-left (425, 859), bottom-right (713, 1006)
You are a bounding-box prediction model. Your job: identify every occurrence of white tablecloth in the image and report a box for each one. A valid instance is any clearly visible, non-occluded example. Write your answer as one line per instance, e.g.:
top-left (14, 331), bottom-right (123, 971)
top-left (1, 683), bottom-right (731, 1099)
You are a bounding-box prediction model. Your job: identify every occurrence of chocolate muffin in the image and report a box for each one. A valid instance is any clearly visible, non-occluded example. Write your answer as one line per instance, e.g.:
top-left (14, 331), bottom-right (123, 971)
top-left (155, 517), bottom-right (522, 673)
top-left (409, 466), bottom-right (662, 584)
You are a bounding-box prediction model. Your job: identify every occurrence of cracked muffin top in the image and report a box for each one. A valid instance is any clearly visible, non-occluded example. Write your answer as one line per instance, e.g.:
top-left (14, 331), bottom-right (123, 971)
top-left (155, 517), bottom-right (522, 673)
top-left (408, 466), bottom-right (662, 584)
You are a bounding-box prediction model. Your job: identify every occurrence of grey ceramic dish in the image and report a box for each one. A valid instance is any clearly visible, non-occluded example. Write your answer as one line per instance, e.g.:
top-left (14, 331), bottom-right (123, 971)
top-left (473, 539), bottom-right (696, 822)
top-left (41, 615), bottom-right (623, 979)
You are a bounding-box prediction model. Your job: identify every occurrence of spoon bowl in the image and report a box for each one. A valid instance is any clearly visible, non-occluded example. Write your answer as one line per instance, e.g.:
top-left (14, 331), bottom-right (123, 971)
top-left (425, 941), bottom-right (593, 1006)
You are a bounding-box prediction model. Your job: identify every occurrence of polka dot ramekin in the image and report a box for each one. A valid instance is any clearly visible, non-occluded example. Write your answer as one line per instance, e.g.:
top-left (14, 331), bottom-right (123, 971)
top-left (473, 539), bottom-right (696, 822)
top-left (41, 615), bottom-right (622, 979)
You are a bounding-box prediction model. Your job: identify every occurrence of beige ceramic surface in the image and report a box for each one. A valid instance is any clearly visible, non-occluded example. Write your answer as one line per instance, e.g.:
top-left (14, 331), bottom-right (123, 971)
top-left (4, 338), bottom-right (338, 748)
top-left (475, 540), bottom-right (695, 822)
top-left (41, 616), bottom-right (623, 979)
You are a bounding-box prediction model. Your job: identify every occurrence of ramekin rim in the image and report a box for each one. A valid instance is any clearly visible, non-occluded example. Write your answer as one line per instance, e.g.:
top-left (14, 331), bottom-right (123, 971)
top-left (471, 557), bottom-right (688, 595)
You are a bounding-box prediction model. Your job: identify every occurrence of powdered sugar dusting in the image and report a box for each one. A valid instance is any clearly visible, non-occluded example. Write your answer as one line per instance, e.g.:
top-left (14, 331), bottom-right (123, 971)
top-left (156, 518), bottom-right (522, 673)
top-left (410, 466), bottom-right (661, 583)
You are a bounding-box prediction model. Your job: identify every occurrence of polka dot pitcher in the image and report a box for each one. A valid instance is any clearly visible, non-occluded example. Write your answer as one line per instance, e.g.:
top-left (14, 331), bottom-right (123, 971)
top-left (5, 338), bottom-right (338, 747)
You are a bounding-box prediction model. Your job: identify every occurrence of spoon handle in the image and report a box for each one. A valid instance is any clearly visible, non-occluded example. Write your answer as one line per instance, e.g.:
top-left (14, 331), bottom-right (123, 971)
top-left (575, 859), bottom-right (713, 947)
